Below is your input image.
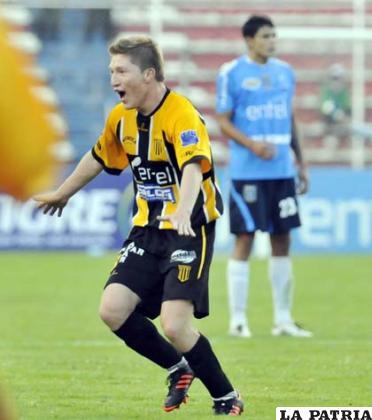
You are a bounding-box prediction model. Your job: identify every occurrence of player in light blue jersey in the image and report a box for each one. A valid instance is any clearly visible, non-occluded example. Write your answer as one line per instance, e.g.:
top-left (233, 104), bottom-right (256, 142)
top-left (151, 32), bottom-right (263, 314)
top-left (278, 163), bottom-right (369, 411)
top-left (216, 15), bottom-right (312, 338)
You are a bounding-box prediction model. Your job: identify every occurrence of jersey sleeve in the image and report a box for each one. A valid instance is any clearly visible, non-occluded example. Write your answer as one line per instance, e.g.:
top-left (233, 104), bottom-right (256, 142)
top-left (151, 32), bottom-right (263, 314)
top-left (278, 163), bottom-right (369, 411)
top-left (216, 62), bottom-right (235, 114)
top-left (91, 109), bottom-right (129, 175)
top-left (172, 108), bottom-right (212, 173)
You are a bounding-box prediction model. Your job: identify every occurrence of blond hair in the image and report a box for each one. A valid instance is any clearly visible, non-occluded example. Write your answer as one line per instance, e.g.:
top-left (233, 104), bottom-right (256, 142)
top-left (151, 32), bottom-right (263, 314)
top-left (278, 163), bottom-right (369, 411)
top-left (109, 35), bottom-right (164, 82)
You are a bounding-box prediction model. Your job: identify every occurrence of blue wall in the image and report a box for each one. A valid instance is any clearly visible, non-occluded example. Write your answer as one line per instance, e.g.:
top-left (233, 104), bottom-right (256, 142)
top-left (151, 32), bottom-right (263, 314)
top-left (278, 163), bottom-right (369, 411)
top-left (215, 167), bottom-right (372, 254)
top-left (0, 167), bottom-right (371, 253)
top-left (293, 168), bottom-right (372, 253)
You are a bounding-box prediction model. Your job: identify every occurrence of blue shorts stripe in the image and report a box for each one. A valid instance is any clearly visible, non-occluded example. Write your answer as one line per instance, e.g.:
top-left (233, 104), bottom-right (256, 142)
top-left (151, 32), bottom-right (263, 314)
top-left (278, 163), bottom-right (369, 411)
top-left (230, 184), bottom-right (256, 231)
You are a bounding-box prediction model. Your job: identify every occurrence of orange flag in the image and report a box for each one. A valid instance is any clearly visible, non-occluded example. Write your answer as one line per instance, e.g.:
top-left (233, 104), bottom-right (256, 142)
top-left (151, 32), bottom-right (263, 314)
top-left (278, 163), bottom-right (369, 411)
top-left (0, 19), bottom-right (58, 200)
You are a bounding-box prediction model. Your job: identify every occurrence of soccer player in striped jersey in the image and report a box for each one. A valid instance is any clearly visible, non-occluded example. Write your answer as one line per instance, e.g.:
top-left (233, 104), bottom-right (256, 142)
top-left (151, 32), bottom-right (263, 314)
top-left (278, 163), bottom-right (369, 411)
top-left (216, 15), bottom-right (312, 339)
top-left (35, 35), bottom-right (243, 415)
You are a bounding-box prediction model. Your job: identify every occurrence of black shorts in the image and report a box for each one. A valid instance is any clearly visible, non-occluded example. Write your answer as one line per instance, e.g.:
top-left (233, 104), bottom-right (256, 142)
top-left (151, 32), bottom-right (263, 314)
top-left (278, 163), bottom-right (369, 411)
top-left (105, 223), bottom-right (216, 319)
top-left (229, 178), bottom-right (301, 235)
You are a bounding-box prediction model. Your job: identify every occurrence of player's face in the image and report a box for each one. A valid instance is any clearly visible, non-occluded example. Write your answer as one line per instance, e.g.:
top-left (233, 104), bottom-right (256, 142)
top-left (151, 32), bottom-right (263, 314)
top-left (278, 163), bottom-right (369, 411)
top-left (247, 25), bottom-right (276, 63)
top-left (109, 54), bottom-right (150, 110)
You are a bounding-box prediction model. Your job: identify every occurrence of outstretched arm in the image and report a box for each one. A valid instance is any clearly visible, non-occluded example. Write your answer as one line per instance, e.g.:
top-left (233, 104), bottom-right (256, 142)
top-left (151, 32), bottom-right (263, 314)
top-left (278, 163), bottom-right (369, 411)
top-left (34, 151), bottom-right (103, 216)
top-left (157, 162), bottom-right (202, 236)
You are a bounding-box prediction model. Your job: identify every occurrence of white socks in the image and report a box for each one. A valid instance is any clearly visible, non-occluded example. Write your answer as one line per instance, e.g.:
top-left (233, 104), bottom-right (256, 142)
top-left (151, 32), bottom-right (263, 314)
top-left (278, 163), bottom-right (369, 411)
top-left (228, 256), bottom-right (294, 329)
top-left (227, 259), bottom-right (249, 326)
top-left (269, 256), bottom-right (293, 325)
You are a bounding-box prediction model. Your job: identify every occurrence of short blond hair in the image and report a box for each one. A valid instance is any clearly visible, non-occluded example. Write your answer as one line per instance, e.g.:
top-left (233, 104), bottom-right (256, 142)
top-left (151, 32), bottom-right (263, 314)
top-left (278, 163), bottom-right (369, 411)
top-left (109, 35), bottom-right (164, 82)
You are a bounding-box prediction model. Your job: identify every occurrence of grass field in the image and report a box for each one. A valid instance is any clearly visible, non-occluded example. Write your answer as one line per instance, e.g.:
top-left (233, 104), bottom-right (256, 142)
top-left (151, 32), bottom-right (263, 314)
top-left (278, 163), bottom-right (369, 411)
top-left (0, 253), bottom-right (371, 419)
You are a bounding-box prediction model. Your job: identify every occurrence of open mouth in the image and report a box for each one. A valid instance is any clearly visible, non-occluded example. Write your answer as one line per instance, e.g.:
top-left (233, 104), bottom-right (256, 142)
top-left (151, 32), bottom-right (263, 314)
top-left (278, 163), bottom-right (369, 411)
top-left (116, 90), bottom-right (126, 100)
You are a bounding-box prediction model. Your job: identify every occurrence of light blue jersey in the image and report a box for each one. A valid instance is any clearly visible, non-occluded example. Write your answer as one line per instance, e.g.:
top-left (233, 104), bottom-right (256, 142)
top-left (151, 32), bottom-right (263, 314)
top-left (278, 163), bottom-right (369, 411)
top-left (216, 55), bottom-right (296, 180)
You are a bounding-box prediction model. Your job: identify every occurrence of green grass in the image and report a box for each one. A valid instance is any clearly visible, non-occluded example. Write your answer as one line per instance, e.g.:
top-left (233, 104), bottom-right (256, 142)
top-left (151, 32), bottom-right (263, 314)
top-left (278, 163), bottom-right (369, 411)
top-left (0, 253), bottom-right (371, 419)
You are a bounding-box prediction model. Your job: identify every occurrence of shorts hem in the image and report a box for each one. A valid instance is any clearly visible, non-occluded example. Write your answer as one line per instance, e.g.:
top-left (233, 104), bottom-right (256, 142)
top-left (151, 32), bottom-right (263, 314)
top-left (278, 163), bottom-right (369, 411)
top-left (162, 296), bottom-right (209, 319)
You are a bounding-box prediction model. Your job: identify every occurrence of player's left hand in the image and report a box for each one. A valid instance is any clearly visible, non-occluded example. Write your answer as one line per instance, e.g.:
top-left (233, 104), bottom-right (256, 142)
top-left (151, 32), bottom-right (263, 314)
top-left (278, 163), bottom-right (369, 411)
top-left (33, 191), bottom-right (69, 217)
top-left (157, 209), bottom-right (195, 237)
top-left (297, 165), bottom-right (309, 194)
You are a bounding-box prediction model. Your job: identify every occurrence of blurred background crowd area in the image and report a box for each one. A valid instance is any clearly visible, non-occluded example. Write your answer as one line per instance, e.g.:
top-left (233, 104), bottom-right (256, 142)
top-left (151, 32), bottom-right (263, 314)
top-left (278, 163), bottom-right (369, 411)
top-left (2, 0), bottom-right (372, 168)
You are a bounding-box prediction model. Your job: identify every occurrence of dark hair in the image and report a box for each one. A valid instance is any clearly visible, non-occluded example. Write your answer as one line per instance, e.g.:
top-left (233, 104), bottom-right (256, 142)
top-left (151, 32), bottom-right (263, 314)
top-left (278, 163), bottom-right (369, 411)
top-left (109, 35), bottom-right (164, 82)
top-left (242, 15), bottom-right (274, 38)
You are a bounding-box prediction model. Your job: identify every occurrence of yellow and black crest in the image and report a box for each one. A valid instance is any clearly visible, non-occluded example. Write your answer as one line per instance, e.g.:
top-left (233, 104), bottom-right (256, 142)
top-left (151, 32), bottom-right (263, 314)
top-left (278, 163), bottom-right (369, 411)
top-left (177, 265), bottom-right (191, 282)
top-left (153, 138), bottom-right (163, 156)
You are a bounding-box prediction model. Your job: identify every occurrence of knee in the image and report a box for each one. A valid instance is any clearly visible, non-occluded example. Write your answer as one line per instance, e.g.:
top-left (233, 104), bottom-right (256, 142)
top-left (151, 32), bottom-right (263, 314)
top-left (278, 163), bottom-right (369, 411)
top-left (271, 234), bottom-right (290, 256)
top-left (233, 234), bottom-right (253, 260)
top-left (161, 319), bottom-right (184, 343)
top-left (99, 302), bottom-right (128, 331)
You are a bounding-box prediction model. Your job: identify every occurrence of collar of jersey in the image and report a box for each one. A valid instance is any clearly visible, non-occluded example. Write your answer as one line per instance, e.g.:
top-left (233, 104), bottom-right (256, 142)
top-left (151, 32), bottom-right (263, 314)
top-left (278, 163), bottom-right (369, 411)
top-left (137, 87), bottom-right (171, 118)
top-left (244, 55), bottom-right (272, 68)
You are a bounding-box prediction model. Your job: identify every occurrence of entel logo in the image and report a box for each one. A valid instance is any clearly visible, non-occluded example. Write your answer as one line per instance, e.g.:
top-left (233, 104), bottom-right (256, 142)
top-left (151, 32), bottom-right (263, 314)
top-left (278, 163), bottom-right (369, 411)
top-left (246, 101), bottom-right (288, 121)
top-left (136, 166), bottom-right (174, 186)
top-left (298, 198), bottom-right (372, 248)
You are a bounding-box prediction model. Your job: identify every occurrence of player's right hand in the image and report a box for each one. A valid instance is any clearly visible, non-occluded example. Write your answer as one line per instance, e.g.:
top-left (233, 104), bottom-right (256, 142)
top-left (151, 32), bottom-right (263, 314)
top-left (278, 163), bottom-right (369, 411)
top-left (250, 141), bottom-right (276, 160)
top-left (157, 209), bottom-right (196, 237)
top-left (33, 192), bottom-right (68, 217)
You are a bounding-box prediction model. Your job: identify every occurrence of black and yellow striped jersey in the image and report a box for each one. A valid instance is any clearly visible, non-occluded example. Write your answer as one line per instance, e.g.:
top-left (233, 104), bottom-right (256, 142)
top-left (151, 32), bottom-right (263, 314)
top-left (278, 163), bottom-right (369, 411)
top-left (92, 88), bottom-right (223, 229)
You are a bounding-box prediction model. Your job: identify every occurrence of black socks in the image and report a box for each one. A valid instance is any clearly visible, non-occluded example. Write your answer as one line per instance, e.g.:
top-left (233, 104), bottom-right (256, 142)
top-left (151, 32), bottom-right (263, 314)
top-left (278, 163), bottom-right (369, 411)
top-left (113, 312), bottom-right (181, 369)
top-left (114, 315), bottom-right (234, 399)
top-left (184, 334), bottom-right (234, 398)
